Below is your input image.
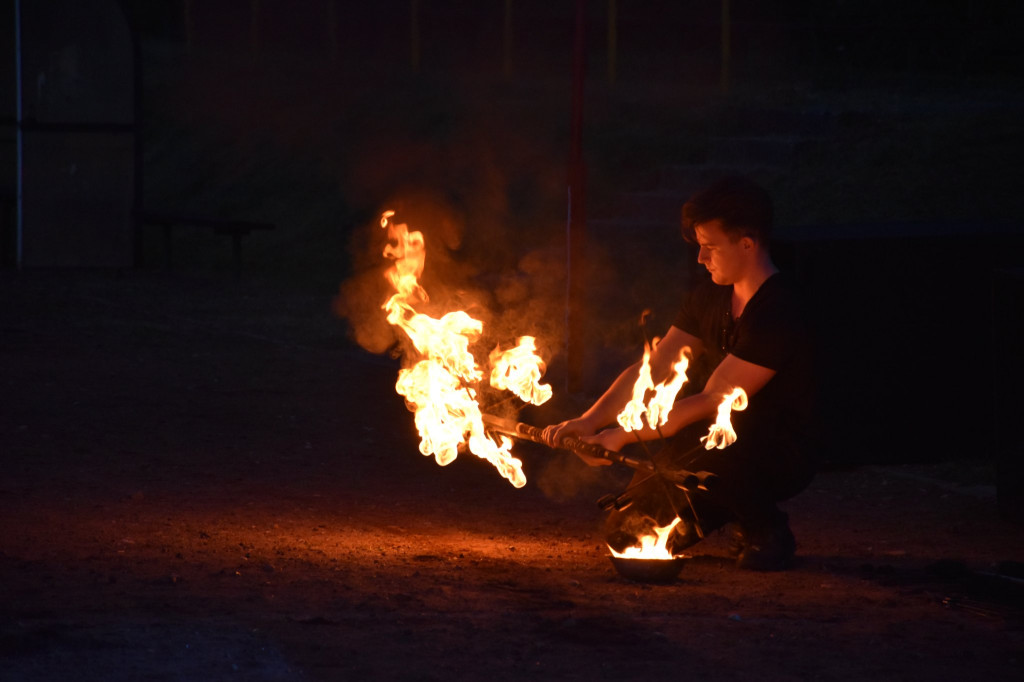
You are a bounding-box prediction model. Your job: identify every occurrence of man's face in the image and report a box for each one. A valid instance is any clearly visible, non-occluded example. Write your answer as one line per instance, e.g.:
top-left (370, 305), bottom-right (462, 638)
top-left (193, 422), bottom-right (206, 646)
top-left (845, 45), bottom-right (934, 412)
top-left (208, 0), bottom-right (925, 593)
top-left (694, 220), bottom-right (750, 285)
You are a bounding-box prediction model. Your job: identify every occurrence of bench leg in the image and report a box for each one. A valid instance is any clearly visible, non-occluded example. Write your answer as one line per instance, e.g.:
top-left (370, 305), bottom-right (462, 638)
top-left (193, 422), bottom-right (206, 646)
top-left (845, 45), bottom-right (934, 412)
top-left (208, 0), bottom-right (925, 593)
top-left (232, 234), bottom-right (242, 275)
top-left (163, 224), bottom-right (173, 270)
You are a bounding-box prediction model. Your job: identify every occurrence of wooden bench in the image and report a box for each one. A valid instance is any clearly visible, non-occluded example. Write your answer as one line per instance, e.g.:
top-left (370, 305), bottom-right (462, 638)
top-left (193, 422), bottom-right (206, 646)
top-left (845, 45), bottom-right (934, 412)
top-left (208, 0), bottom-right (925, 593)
top-left (138, 211), bottom-right (276, 272)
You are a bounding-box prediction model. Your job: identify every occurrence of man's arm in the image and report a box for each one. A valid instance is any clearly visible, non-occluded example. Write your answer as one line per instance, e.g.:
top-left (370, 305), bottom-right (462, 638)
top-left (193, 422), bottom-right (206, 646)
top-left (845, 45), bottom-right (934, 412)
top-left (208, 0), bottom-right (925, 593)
top-left (541, 326), bottom-right (705, 452)
top-left (583, 352), bottom-right (777, 454)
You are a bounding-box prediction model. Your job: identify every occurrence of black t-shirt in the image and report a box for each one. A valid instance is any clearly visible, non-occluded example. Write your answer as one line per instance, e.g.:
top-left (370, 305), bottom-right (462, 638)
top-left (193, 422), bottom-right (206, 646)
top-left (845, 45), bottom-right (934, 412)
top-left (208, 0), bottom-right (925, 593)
top-left (672, 273), bottom-right (816, 451)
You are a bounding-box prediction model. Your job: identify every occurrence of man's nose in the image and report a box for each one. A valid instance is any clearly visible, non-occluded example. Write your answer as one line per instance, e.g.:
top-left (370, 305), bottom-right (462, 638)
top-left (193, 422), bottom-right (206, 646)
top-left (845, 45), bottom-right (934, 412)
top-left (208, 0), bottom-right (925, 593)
top-left (697, 247), bottom-right (708, 263)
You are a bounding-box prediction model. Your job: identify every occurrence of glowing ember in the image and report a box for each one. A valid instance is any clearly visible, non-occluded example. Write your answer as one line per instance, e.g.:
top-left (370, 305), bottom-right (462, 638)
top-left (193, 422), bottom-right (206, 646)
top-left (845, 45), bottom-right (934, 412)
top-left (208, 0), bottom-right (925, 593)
top-left (702, 387), bottom-right (748, 450)
top-left (489, 336), bottom-right (552, 406)
top-left (609, 517), bottom-right (683, 559)
top-left (379, 211), bottom-right (550, 488)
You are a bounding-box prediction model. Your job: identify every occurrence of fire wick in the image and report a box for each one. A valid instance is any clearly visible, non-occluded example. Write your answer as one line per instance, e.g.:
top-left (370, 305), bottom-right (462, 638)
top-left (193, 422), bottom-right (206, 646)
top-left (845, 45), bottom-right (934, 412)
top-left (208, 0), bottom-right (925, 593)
top-left (629, 429), bottom-right (655, 460)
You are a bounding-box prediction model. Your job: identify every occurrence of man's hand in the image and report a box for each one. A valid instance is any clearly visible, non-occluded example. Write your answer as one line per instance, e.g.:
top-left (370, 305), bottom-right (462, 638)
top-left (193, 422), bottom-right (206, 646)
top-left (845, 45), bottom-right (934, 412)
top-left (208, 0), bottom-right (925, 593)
top-left (581, 427), bottom-right (630, 458)
top-left (543, 418), bottom-right (632, 467)
top-left (541, 416), bottom-right (595, 449)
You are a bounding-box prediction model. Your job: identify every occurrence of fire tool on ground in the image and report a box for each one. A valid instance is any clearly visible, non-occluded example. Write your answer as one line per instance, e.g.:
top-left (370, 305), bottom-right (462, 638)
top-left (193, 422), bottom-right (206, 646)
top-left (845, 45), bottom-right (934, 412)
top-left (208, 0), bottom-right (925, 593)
top-left (375, 210), bottom-right (747, 582)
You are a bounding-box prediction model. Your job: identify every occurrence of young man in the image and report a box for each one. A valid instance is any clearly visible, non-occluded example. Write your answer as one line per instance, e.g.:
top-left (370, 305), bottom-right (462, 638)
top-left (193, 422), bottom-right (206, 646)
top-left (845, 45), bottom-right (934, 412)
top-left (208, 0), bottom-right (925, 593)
top-left (543, 176), bottom-right (816, 570)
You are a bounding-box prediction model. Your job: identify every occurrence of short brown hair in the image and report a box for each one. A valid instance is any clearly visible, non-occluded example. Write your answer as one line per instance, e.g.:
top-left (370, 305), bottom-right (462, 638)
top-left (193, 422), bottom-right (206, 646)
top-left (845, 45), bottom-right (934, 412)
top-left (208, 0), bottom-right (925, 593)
top-left (681, 176), bottom-right (773, 245)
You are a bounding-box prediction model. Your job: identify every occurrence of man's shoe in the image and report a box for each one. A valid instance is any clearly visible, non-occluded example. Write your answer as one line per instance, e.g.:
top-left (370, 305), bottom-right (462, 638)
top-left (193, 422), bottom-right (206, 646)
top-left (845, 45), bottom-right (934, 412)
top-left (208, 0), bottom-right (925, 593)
top-left (666, 516), bottom-right (700, 556)
top-left (726, 523), bottom-right (746, 558)
top-left (735, 519), bottom-right (796, 571)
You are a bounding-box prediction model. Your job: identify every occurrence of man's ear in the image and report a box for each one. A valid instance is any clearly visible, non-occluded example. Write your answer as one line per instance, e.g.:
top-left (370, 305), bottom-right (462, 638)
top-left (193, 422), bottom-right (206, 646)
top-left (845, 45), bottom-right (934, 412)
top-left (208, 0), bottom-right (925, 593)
top-left (741, 236), bottom-right (754, 250)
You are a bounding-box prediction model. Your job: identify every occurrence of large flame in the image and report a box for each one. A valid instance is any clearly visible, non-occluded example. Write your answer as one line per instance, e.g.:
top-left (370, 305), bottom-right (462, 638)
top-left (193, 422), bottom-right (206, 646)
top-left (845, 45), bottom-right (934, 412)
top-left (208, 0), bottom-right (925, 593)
top-left (609, 517), bottom-right (682, 559)
top-left (616, 341), bottom-right (690, 433)
top-left (489, 336), bottom-right (552, 406)
top-left (702, 387), bottom-right (748, 450)
top-left (617, 341), bottom-right (655, 432)
top-left (645, 348), bottom-right (690, 429)
top-left (379, 211), bottom-right (549, 488)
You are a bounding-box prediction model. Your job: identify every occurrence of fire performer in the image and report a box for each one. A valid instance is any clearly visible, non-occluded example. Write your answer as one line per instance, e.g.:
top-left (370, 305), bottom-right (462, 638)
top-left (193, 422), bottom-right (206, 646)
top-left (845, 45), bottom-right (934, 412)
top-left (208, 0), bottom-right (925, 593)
top-left (543, 176), bottom-right (816, 571)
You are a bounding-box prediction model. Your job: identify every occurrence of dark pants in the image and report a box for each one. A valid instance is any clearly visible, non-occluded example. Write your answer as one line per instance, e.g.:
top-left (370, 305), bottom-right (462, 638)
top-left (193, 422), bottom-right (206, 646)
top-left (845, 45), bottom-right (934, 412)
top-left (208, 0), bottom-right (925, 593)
top-left (605, 418), bottom-right (815, 552)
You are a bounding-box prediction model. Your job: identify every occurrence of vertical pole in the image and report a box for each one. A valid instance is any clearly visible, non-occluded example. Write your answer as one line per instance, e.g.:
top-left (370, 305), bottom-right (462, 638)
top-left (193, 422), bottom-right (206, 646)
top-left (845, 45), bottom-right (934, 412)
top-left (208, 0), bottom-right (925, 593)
top-left (183, 0), bottom-right (193, 54)
top-left (250, 0), bottom-right (261, 64)
top-left (567, 0), bottom-right (587, 392)
top-left (14, 0), bottom-right (23, 269)
top-left (326, 0), bottom-right (338, 65)
top-left (503, 0), bottom-right (512, 78)
top-left (720, 0), bottom-right (731, 95)
top-left (131, 26), bottom-right (144, 268)
top-left (410, 0), bottom-right (420, 73)
top-left (607, 0), bottom-right (616, 86)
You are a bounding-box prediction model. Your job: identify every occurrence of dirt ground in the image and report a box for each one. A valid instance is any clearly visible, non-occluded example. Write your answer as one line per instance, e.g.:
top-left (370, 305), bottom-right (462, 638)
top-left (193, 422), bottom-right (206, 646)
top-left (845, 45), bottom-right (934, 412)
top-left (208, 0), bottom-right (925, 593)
top-left (2, 270), bottom-right (1022, 681)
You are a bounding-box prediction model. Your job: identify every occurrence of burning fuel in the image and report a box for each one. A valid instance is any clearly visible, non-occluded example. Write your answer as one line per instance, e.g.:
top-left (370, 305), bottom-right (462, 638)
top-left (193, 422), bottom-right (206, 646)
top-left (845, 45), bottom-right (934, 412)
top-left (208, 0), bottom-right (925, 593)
top-left (702, 387), bottom-right (748, 449)
top-left (646, 349), bottom-right (690, 429)
top-left (616, 340), bottom-right (692, 433)
top-left (617, 341), bottom-right (655, 433)
top-left (489, 336), bottom-right (552, 406)
top-left (608, 517), bottom-right (682, 560)
top-left (380, 211), bottom-right (550, 488)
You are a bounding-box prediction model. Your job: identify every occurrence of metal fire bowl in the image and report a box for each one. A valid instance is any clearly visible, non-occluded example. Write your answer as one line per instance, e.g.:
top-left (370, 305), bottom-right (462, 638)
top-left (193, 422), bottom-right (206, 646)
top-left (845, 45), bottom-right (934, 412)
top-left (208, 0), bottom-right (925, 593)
top-left (610, 556), bottom-right (686, 584)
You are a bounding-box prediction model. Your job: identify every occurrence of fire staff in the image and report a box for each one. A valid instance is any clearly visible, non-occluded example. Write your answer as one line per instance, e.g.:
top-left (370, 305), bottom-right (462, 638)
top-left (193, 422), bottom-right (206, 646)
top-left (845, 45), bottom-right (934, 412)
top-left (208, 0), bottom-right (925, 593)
top-left (543, 176), bottom-right (817, 571)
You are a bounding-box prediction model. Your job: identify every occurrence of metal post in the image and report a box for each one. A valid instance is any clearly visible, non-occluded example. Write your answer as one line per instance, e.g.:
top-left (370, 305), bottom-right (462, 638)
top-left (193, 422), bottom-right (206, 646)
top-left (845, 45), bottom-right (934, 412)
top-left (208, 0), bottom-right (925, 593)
top-left (183, 0), bottom-right (193, 54)
top-left (503, 0), bottom-right (513, 78)
top-left (410, 0), bottom-right (420, 73)
top-left (131, 20), bottom-right (144, 268)
top-left (326, 0), bottom-right (338, 64)
top-left (250, 0), bottom-right (261, 64)
top-left (14, 0), bottom-right (23, 270)
top-left (607, 0), bottom-right (617, 85)
top-left (720, 0), bottom-right (731, 95)
top-left (567, 0), bottom-right (587, 392)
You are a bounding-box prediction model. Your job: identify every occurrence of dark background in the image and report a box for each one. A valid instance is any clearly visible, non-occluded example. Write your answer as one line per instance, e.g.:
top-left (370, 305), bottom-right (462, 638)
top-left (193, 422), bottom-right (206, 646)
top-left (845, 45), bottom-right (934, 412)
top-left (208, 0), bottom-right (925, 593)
top-left (3, 1), bottom-right (1024, 473)
top-left (2, 3), bottom-right (1024, 680)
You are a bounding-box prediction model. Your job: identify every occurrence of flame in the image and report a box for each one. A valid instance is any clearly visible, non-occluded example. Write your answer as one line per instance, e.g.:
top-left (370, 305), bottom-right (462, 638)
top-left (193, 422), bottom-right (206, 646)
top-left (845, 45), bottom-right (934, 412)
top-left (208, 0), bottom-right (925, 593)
top-left (702, 387), bottom-right (748, 450)
top-left (381, 210), bottom-right (427, 317)
top-left (379, 211), bottom-right (549, 488)
top-left (489, 336), bottom-right (553, 406)
top-left (616, 341), bottom-right (690, 432)
top-left (617, 341), bottom-right (655, 432)
top-left (645, 348), bottom-right (690, 429)
top-left (609, 517), bottom-right (682, 559)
